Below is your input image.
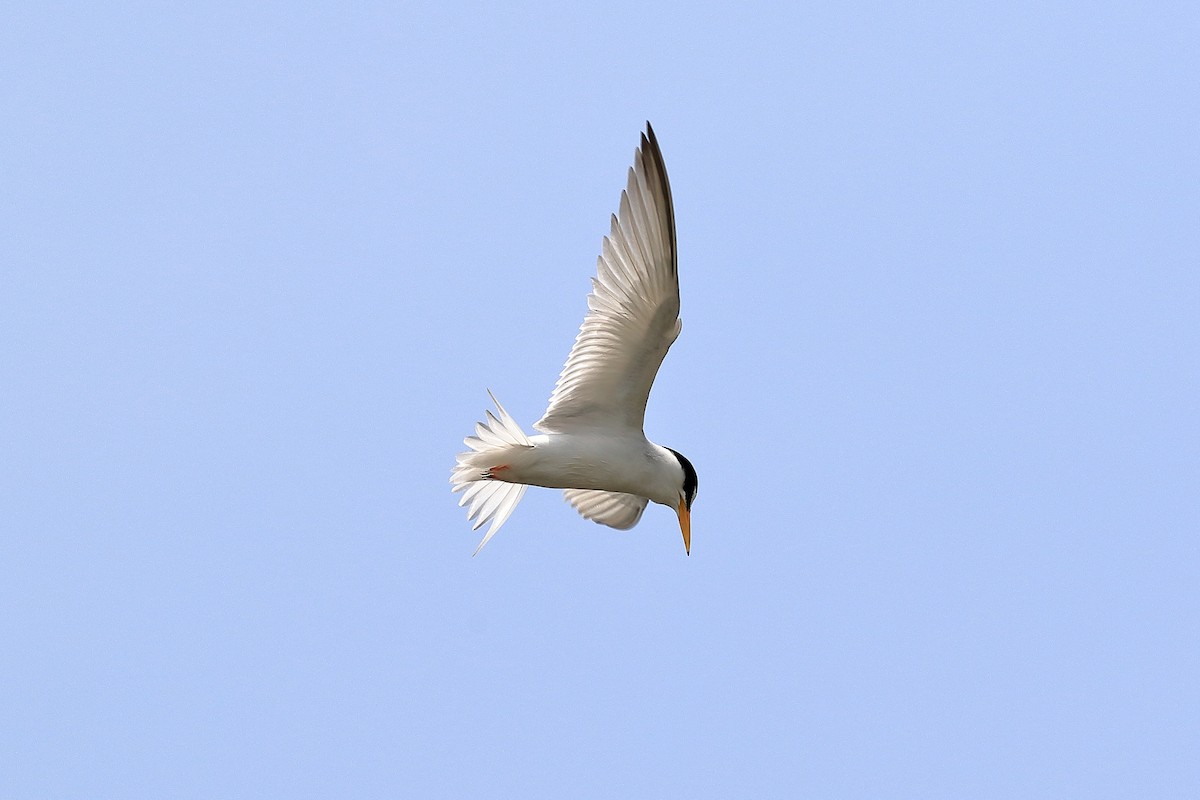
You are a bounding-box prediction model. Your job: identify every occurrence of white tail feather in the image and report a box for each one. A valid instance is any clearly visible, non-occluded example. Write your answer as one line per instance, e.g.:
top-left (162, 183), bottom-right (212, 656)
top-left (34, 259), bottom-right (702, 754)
top-left (450, 391), bottom-right (532, 554)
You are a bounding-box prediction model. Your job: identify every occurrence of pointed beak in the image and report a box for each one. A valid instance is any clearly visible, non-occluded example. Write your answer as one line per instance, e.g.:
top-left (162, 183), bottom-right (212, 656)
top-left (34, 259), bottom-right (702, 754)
top-left (677, 499), bottom-right (691, 555)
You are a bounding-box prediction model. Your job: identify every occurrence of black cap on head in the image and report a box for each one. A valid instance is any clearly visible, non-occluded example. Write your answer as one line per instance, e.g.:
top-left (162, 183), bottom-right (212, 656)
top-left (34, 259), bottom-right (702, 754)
top-left (665, 448), bottom-right (698, 510)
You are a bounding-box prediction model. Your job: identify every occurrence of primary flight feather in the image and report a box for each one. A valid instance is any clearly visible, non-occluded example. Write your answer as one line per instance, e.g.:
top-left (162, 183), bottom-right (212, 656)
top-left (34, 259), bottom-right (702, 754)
top-left (450, 123), bottom-right (698, 554)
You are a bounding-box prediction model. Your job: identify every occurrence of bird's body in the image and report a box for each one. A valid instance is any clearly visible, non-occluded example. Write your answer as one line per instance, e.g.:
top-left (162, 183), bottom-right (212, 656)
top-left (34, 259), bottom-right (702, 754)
top-left (488, 432), bottom-right (685, 507)
top-left (451, 123), bottom-right (698, 554)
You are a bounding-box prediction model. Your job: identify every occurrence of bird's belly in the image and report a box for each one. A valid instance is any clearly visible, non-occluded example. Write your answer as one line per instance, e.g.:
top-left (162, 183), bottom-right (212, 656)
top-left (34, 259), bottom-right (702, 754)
top-left (505, 435), bottom-right (656, 496)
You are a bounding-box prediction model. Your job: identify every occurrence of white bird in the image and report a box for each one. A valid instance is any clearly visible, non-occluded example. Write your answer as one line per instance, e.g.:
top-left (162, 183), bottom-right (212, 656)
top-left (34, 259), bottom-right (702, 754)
top-left (451, 123), bottom-right (697, 555)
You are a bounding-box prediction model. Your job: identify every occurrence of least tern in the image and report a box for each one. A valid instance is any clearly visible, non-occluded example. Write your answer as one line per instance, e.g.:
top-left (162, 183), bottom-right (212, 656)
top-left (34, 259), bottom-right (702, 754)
top-left (451, 123), bottom-right (697, 555)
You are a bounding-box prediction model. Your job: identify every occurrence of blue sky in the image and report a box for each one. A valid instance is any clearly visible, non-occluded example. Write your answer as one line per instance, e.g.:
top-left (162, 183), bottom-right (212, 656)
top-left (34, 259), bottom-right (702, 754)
top-left (3, 2), bottom-right (1197, 797)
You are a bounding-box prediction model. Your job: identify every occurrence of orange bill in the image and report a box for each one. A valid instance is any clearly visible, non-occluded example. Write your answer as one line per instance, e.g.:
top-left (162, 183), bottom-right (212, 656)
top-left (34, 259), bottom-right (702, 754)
top-left (677, 499), bottom-right (691, 555)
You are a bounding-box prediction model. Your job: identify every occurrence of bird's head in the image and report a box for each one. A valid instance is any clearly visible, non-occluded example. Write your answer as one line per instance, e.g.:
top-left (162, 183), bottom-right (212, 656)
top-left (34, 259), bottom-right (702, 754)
top-left (665, 448), bottom-right (698, 555)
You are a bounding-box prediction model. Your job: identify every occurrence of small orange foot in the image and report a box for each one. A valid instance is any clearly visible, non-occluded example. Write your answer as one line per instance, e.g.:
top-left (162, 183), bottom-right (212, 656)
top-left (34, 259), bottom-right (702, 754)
top-left (484, 464), bottom-right (510, 479)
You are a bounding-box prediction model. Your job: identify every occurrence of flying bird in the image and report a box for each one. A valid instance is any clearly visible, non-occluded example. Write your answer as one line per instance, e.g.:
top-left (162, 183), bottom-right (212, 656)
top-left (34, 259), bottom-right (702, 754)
top-left (451, 123), bottom-right (697, 555)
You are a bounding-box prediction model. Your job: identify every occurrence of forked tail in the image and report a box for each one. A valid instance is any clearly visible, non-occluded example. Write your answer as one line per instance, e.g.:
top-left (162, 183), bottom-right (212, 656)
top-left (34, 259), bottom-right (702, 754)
top-left (450, 391), bottom-right (533, 554)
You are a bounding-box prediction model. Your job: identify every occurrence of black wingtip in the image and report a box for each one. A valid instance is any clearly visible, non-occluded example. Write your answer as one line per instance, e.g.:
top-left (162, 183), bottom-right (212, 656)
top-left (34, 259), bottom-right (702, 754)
top-left (634, 122), bottom-right (674, 276)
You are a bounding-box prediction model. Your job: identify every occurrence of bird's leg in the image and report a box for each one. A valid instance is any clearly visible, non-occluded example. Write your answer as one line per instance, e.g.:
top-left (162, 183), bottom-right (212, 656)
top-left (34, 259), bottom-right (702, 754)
top-left (484, 464), bottom-right (511, 480)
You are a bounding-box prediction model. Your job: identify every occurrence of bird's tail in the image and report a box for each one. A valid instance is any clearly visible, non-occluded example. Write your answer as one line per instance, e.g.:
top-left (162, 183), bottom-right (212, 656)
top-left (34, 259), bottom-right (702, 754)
top-left (450, 390), bottom-right (533, 554)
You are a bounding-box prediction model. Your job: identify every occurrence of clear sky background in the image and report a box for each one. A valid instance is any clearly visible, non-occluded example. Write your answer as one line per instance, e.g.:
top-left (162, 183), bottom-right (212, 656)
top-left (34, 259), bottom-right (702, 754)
top-left (3, 2), bottom-right (1197, 797)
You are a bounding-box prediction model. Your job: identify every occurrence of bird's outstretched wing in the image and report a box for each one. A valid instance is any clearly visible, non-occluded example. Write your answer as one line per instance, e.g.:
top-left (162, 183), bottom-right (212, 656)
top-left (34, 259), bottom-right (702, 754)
top-left (562, 488), bottom-right (649, 529)
top-left (534, 123), bottom-right (680, 435)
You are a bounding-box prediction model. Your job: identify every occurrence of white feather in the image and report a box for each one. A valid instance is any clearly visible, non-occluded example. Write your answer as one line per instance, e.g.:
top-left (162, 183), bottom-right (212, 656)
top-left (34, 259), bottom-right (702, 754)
top-left (534, 126), bottom-right (680, 435)
top-left (450, 391), bottom-right (532, 553)
top-left (562, 488), bottom-right (648, 530)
